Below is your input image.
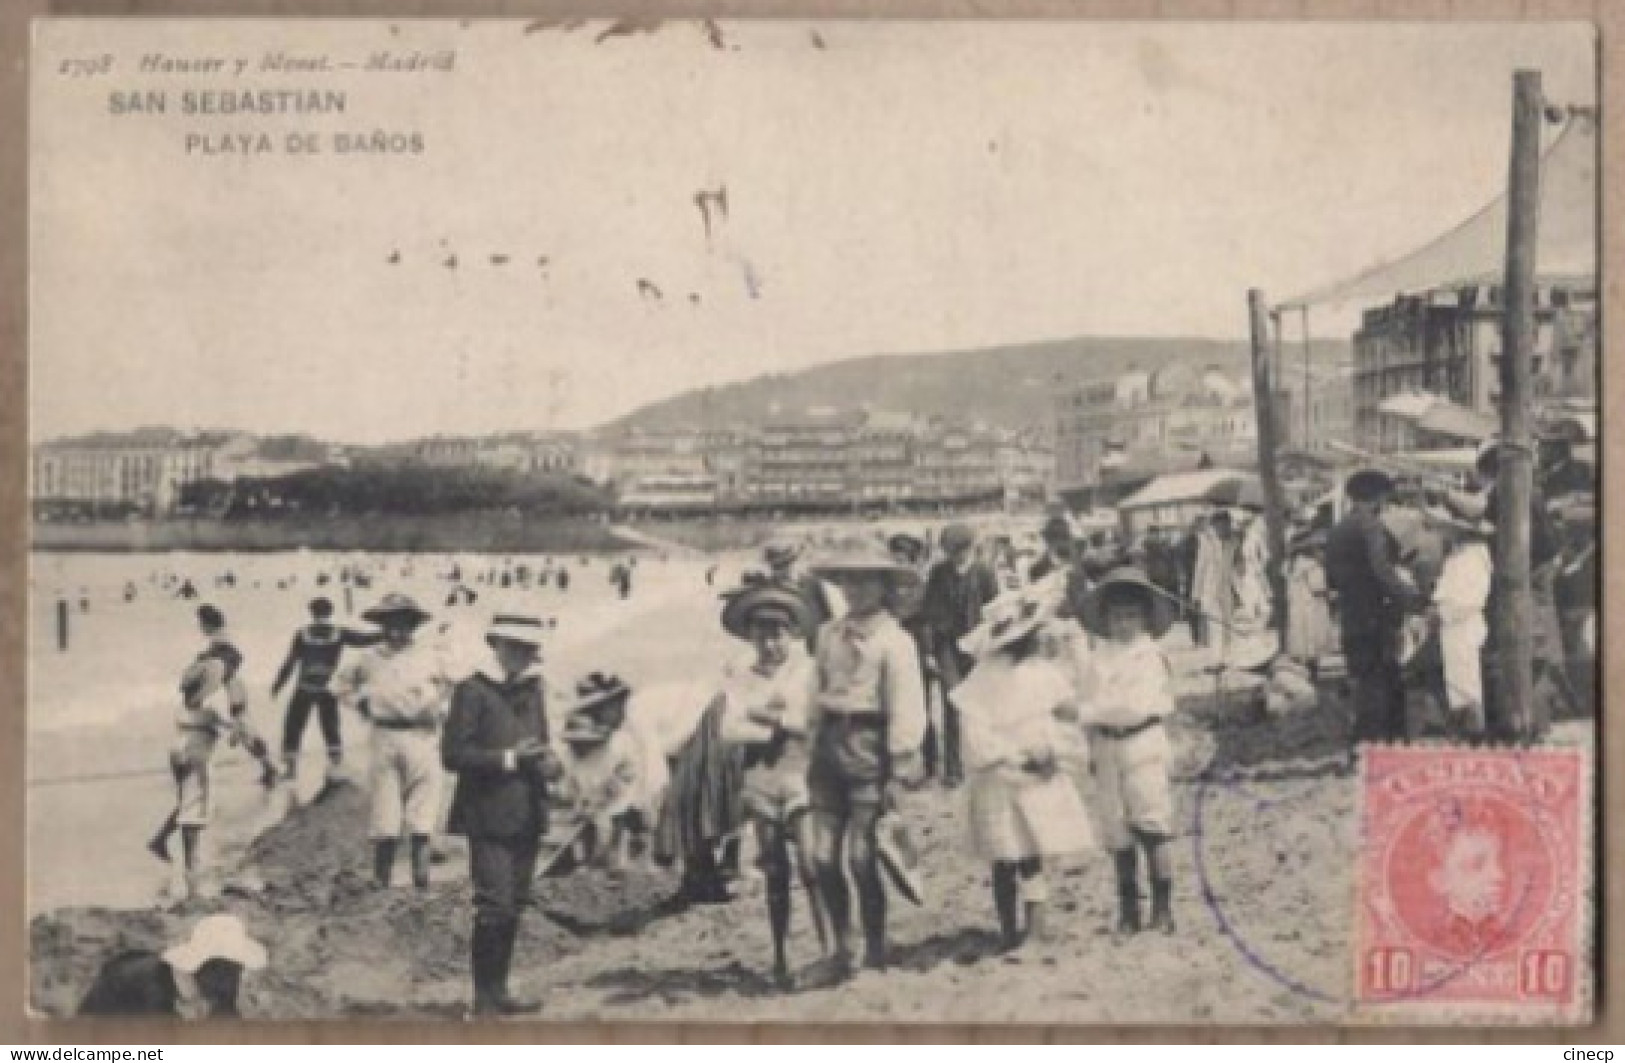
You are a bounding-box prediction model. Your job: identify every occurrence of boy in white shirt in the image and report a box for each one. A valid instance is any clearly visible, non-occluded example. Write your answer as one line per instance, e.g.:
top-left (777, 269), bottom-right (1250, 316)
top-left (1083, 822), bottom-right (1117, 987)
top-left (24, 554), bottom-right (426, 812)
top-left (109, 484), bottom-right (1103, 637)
top-left (1076, 567), bottom-right (1179, 936)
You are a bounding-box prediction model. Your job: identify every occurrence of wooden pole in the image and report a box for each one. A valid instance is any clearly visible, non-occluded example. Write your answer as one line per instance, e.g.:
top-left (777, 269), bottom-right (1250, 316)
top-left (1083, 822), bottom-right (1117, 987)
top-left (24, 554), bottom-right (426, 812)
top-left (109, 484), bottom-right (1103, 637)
top-left (1496, 70), bottom-right (1541, 738)
top-left (1248, 289), bottom-right (1290, 641)
top-left (1301, 307), bottom-right (1313, 446)
top-left (57, 598), bottom-right (69, 652)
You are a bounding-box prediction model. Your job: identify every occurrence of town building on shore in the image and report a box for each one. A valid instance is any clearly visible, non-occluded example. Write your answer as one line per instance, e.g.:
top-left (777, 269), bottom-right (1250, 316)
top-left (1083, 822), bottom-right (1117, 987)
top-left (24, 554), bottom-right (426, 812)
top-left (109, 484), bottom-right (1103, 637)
top-left (1053, 365), bottom-right (1277, 509)
top-left (751, 410), bottom-right (860, 509)
top-left (412, 433), bottom-right (578, 475)
top-left (29, 430), bottom-right (342, 518)
top-left (31, 430), bottom-right (223, 517)
top-left (586, 408), bottom-right (1053, 515)
top-left (32, 430), bottom-right (224, 517)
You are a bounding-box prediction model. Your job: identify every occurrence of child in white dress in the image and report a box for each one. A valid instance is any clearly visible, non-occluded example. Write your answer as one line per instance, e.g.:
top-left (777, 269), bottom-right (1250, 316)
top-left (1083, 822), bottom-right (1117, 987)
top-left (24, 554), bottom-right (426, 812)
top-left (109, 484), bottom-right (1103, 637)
top-left (953, 588), bottom-right (1096, 950)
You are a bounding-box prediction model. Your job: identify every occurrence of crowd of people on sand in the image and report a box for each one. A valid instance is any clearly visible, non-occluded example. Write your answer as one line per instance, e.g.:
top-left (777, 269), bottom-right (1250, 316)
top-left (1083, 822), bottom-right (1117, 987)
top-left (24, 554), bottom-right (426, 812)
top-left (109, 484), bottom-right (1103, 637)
top-left (73, 432), bottom-right (1596, 1018)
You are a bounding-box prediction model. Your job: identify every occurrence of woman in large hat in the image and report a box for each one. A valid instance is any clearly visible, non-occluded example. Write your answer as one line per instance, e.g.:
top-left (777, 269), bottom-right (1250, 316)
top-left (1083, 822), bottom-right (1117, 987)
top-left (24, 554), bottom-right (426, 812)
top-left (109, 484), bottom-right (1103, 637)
top-left (335, 592), bottom-right (456, 890)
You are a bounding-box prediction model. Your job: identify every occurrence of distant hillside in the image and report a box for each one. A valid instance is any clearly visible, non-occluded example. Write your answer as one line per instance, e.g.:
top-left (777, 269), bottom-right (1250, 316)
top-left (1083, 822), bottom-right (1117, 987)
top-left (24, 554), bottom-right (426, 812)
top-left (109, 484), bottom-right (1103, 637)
top-left (610, 335), bottom-right (1352, 433)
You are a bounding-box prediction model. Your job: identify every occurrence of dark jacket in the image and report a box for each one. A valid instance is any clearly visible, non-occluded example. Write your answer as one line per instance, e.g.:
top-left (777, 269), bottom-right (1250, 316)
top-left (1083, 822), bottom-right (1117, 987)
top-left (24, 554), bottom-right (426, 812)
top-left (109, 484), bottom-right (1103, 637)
top-left (1324, 507), bottom-right (1418, 638)
top-left (920, 559), bottom-right (998, 642)
top-left (1483, 484), bottom-right (1559, 571)
top-left (920, 559), bottom-right (998, 679)
top-left (272, 624), bottom-right (380, 694)
top-left (1143, 539), bottom-right (1181, 592)
top-left (441, 668), bottom-right (550, 839)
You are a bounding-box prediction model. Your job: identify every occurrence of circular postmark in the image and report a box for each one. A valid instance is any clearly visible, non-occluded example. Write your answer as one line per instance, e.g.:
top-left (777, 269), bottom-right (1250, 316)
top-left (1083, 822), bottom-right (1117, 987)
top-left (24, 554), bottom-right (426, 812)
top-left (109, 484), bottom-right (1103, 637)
top-left (1192, 767), bottom-right (1348, 1005)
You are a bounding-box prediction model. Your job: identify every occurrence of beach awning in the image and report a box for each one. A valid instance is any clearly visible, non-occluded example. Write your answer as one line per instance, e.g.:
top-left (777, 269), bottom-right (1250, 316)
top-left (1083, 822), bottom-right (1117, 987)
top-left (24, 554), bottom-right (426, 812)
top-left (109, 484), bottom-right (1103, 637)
top-left (1279, 117), bottom-right (1597, 310)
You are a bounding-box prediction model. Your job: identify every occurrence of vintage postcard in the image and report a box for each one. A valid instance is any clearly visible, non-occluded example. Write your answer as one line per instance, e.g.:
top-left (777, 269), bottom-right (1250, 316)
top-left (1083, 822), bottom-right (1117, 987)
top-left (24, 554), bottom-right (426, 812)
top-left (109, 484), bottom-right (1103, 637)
top-left (25, 19), bottom-right (1598, 1025)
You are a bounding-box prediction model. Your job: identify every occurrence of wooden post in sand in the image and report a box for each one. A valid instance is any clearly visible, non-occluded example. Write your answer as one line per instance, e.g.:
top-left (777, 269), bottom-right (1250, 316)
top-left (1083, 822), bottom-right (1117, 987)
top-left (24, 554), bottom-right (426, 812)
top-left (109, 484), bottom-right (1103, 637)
top-left (57, 598), bottom-right (69, 652)
top-left (1248, 288), bottom-right (1290, 642)
top-left (1495, 70), bottom-right (1542, 737)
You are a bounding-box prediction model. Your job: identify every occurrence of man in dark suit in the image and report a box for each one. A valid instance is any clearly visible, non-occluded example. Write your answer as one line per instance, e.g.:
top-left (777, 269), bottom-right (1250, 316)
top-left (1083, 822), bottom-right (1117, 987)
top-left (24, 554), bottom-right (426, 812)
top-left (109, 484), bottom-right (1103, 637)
top-left (441, 613), bottom-right (561, 1017)
top-left (1325, 470), bottom-right (1422, 744)
top-left (919, 523), bottom-right (999, 786)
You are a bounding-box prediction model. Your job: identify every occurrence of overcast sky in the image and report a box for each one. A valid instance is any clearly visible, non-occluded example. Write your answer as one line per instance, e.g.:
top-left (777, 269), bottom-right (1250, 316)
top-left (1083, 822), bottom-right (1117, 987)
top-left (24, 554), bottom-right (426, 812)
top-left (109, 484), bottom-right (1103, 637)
top-left (30, 19), bottom-right (1595, 443)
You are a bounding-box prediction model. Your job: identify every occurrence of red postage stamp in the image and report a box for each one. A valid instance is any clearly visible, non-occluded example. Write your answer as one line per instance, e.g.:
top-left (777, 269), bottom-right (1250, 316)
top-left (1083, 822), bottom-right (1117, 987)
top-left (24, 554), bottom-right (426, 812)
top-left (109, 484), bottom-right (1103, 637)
top-left (1354, 746), bottom-right (1589, 1022)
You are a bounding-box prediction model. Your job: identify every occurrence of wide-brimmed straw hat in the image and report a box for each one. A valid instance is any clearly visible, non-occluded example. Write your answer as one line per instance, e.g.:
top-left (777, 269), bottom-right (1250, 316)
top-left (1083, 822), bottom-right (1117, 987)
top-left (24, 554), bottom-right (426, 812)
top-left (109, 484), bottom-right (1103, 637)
top-left (1344, 469), bottom-right (1397, 502)
top-left (486, 612), bottom-right (547, 649)
top-left (958, 587), bottom-right (1057, 658)
top-left (362, 592), bottom-right (431, 626)
top-left (162, 914), bottom-right (267, 975)
top-left (720, 578), bottom-right (816, 640)
top-left (808, 537), bottom-right (920, 582)
top-left (1078, 566), bottom-right (1174, 640)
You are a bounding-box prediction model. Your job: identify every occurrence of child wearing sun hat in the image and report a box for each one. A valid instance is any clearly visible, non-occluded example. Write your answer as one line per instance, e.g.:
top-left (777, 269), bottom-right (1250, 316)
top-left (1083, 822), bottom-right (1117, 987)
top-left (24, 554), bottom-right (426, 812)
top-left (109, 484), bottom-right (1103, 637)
top-left (711, 575), bottom-right (826, 988)
top-left (556, 674), bottom-right (655, 872)
top-left (952, 583), bottom-right (1096, 951)
top-left (1074, 566), bottom-right (1179, 937)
